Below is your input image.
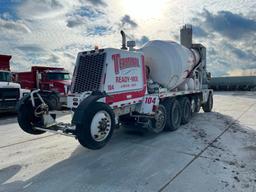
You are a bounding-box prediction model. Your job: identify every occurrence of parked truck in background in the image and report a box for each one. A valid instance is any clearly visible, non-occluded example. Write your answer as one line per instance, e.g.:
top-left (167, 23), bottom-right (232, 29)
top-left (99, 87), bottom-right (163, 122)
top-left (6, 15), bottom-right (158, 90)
top-left (0, 55), bottom-right (29, 112)
top-left (14, 66), bottom-right (71, 108)
top-left (16, 25), bottom-right (213, 150)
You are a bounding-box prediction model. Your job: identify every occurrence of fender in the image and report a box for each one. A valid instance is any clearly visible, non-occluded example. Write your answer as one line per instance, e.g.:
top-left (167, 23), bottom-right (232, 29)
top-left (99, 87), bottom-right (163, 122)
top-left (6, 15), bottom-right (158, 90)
top-left (71, 91), bottom-right (107, 125)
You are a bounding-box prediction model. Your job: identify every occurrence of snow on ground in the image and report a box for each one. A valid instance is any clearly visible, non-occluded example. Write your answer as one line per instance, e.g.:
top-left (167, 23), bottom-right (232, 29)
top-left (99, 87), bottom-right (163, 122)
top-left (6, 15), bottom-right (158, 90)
top-left (0, 92), bottom-right (256, 192)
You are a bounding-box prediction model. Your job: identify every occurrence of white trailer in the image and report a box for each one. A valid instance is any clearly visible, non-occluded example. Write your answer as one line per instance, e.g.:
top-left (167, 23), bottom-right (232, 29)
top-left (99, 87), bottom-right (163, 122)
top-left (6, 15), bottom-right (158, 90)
top-left (17, 25), bottom-right (213, 150)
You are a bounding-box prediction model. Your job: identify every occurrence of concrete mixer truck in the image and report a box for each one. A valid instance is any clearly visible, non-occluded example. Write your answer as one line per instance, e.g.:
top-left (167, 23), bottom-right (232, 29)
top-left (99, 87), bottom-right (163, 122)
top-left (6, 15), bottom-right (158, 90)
top-left (16, 25), bottom-right (213, 150)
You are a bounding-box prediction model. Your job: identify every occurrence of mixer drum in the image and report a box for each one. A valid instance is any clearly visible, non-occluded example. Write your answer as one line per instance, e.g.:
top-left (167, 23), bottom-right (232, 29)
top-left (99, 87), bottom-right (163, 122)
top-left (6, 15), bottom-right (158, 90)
top-left (140, 40), bottom-right (200, 90)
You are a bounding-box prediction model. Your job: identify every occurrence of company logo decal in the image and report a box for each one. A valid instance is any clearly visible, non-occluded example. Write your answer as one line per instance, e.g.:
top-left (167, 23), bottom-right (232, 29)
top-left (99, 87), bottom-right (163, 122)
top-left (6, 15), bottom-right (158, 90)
top-left (112, 54), bottom-right (139, 75)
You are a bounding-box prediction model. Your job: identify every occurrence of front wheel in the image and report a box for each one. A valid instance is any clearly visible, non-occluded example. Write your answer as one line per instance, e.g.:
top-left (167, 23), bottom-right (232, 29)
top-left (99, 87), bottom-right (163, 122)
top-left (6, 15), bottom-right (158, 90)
top-left (76, 102), bottom-right (115, 150)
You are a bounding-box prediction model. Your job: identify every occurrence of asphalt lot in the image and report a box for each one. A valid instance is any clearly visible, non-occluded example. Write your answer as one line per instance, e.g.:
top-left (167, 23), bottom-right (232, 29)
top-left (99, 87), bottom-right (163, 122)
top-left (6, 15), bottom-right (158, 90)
top-left (0, 92), bottom-right (256, 192)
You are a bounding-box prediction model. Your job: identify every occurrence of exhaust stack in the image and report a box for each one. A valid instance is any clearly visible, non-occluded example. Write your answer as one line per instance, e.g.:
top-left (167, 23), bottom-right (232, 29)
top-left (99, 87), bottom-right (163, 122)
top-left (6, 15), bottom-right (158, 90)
top-left (120, 30), bottom-right (127, 50)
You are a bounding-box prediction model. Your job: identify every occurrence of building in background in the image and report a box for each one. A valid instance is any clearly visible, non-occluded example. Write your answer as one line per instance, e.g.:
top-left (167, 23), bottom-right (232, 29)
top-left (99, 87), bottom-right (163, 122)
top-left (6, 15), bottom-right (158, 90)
top-left (209, 76), bottom-right (256, 91)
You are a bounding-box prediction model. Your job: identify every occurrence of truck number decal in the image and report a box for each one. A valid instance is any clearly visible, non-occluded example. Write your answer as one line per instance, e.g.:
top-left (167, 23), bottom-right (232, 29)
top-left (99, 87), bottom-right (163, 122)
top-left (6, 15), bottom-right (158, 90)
top-left (140, 96), bottom-right (159, 114)
top-left (145, 97), bottom-right (156, 104)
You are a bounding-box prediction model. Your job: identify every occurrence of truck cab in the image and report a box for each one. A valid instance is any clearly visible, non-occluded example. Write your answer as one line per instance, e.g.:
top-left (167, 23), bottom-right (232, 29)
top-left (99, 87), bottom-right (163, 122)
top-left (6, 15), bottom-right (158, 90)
top-left (0, 55), bottom-right (28, 112)
top-left (39, 69), bottom-right (71, 95)
top-left (15, 66), bottom-right (71, 107)
top-left (0, 70), bottom-right (12, 82)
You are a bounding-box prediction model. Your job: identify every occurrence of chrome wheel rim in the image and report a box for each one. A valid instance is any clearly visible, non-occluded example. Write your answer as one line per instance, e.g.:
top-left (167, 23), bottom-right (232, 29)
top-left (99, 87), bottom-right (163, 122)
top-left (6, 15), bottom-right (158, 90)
top-left (90, 110), bottom-right (111, 142)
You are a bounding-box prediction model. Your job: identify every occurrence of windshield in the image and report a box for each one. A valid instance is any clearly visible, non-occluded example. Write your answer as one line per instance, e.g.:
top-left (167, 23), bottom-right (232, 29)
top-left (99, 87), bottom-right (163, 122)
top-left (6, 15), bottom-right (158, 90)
top-left (0, 71), bottom-right (12, 82)
top-left (46, 73), bottom-right (70, 80)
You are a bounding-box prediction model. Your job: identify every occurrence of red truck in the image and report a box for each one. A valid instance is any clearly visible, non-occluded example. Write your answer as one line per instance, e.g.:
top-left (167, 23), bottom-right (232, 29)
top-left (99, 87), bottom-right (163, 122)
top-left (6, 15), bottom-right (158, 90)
top-left (15, 66), bottom-right (71, 108)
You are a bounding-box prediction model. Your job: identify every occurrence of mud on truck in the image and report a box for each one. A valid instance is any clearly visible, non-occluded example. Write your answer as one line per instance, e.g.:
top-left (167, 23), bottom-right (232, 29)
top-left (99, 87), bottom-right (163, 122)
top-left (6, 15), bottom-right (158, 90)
top-left (16, 25), bottom-right (213, 150)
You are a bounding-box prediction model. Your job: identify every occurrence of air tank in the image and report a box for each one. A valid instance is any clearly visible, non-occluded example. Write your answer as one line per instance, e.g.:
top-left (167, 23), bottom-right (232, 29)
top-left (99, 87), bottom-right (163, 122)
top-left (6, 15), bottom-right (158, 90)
top-left (140, 40), bottom-right (200, 90)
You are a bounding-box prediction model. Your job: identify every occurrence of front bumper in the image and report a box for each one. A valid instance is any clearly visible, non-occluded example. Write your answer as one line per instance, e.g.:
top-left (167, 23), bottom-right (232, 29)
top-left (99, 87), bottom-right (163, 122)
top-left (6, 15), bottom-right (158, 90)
top-left (0, 100), bottom-right (18, 111)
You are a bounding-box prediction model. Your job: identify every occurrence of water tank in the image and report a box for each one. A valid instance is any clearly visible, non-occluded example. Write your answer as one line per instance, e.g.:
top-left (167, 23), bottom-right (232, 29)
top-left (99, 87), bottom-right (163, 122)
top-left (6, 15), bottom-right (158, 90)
top-left (140, 40), bottom-right (200, 90)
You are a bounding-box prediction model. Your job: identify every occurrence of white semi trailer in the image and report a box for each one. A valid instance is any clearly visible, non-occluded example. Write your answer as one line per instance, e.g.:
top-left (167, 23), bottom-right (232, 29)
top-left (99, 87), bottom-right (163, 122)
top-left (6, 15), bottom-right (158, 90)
top-left (17, 25), bottom-right (213, 149)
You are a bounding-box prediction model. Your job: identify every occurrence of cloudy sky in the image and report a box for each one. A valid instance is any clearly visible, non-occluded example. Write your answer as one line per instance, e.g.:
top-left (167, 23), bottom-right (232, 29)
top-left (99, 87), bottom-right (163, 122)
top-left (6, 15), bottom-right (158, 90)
top-left (0, 0), bottom-right (255, 76)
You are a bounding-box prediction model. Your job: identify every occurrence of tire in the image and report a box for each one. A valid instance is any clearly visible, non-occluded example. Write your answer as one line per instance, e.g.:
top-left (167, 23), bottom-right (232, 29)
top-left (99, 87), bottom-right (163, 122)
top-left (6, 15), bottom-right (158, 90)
top-left (43, 93), bottom-right (60, 110)
top-left (149, 104), bottom-right (167, 133)
top-left (194, 96), bottom-right (201, 113)
top-left (202, 92), bottom-right (213, 112)
top-left (17, 98), bottom-right (45, 135)
top-left (180, 97), bottom-right (192, 125)
top-left (76, 102), bottom-right (115, 150)
top-left (163, 99), bottom-right (181, 131)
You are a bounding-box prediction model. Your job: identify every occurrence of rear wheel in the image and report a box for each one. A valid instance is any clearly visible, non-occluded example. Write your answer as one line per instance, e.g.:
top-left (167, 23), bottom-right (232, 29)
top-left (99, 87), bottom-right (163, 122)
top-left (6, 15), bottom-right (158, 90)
top-left (202, 92), bottom-right (213, 112)
top-left (163, 99), bottom-right (181, 131)
top-left (76, 102), bottom-right (115, 150)
top-left (149, 104), bottom-right (167, 133)
top-left (194, 96), bottom-right (201, 113)
top-left (180, 97), bottom-right (192, 125)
